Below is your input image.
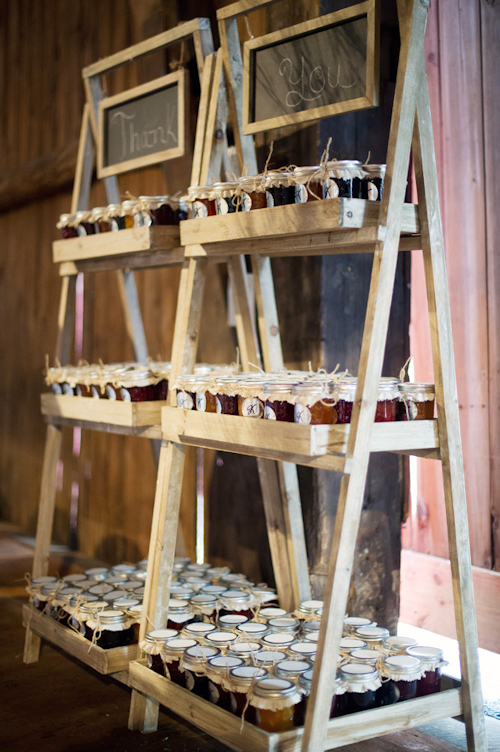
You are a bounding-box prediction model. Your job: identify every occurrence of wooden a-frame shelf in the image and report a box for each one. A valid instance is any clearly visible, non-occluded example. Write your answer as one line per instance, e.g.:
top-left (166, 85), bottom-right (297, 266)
top-left (161, 407), bottom-right (440, 471)
top-left (180, 198), bottom-right (422, 259)
top-left (129, 659), bottom-right (461, 752)
top-left (22, 605), bottom-right (139, 676)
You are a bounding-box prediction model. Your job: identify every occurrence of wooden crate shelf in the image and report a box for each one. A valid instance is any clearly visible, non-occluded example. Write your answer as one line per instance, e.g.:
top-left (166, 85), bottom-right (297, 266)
top-left (52, 226), bottom-right (183, 266)
top-left (41, 393), bottom-right (163, 438)
top-left (160, 407), bottom-right (439, 471)
top-left (129, 659), bottom-right (462, 752)
top-left (22, 605), bottom-right (139, 676)
top-left (180, 199), bottom-right (421, 259)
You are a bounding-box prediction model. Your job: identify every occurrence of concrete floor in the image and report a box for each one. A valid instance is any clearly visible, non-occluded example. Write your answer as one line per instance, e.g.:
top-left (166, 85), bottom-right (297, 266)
top-left (0, 523), bottom-right (490, 752)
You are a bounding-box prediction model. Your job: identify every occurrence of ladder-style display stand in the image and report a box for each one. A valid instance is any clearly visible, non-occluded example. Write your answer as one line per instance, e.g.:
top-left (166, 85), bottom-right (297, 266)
top-left (23, 20), bottom-right (308, 685)
top-left (127, 1), bottom-right (487, 751)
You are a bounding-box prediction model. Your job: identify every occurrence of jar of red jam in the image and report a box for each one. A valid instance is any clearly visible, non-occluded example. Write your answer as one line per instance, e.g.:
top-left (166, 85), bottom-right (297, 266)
top-left (343, 615), bottom-right (377, 635)
top-left (236, 621), bottom-right (269, 640)
top-left (398, 383), bottom-right (435, 421)
top-left (75, 210), bottom-right (96, 236)
top-left (142, 628), bottom-right (179, 675)
top-left (137, 196), bottom-right (171, 225)
top-left (77, 600), bottom-right (108, 639)
top-left (162, 637), bottom-right (199, 686)
top-left (293, 383), bottom-right (337, 425)
top-left (406, 646), bottom-right (445, 696)
top-left (354, 626), bottom-right (390, 650)
top-left (230, 666), bottom-right (268, 722)
top-left (236, 379), bottom-right (265, 419)
top-left (57, 213), bottom-right (78, 239)
top-left (215, 377), bottom-right (239, 415)
top-left (382, 654), bottom-right (422, 701)
top-left (339, 637), bottom-right (368, 656)
top-left (376, 378), bottom-right (400, 421)
top-left (265, 171), bottom-right (296, 207)
top-left (239, 175), bottom-right (267, 211)
top-left (337, 663), bottom-right (382, 715)
top-left (107, 203), bottom-right (125, 231)
top-left (251, 677), bottom-right (303, 732)
top-left (89, 207), bottom-right (109, 233)
top-left (219, 590), bottom-right (253, 619)
top-left (187, 186), bottom-right (217, 218)
top-left (213, 181), bottom-right (240, 215)
top-left (383, 635), bottom-right (418, 655)
top-left (361, 164), bottom-right (386, 201)
top-left (182, 622), bottom-right (217, 641)
top-left (175, 376), bottom-right (198, 410)
top-left (167, 598), bottom-right (195, 631)
top-left (293, 166), bottom-right (325, 203)
top-left (28, 576), bottom-right (59, 612)
top-left (264, 383), bottom-right (295, 421)
top-left (89, 609), bottom-right (136, 649)
top-left (182, 645), bottom-right (221, 699)
top-left (120, 369), bottom-right (156, 402)
top-left (188, 593), bottom-right (217, 622)
top-left (207, 655), bottom-right (246, 709)
top-left (324, 160), bottom-right (365, 199)
top-left (205, 630), bottom-right (239, 652)
top-left (268, 617), bottom-right (301, 636)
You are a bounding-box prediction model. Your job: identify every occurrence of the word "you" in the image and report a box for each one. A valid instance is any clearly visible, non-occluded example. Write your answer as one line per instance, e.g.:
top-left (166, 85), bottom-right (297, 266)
top-left (279, 56), bottom-right (356, 108)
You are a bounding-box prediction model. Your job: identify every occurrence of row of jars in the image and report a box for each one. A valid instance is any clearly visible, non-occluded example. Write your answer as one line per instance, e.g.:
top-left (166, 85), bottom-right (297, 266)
top-left (175, 372), bottom-right (436, 424)
top-left (188, 161), bottom-right (385, 218)
top-left (57, 196), bottom-right (189, 238)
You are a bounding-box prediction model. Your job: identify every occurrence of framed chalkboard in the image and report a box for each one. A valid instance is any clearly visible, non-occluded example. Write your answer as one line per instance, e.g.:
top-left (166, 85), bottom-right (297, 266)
top-left (243, 0), bottom-right (379, 135)
top-left (97, 70), bottom-right (187, 178)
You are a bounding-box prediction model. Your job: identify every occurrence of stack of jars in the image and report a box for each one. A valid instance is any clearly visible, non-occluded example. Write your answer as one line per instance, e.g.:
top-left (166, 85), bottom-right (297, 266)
top-left (174, 371), bottom-right (436, 424)
top-left (186, 160), bottom-right (386, 218)
top-left (56, 195), bottom-right (189, 238)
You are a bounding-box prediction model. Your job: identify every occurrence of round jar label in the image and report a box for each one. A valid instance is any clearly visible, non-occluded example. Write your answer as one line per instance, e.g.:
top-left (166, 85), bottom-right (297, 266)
top-left (62, 383), bottom-right (74, 396)
top-left (367, 181), bottom-right (379, 201)
top-left (134, 211), bottom-right (150, 227)
top-left (51, 384), bottom-right (63, 395)
top-left (110, 218), bottom-right (120, 232)
top-left (216, 396), bottom-right (223, 414)
top-left (106, 385), bottom-right (117, 400)
top-left (121, 388), bottom-right (132, 402)
top-left (408, 401), bottom-right (418, 421)
top-left (215, 197), bottom-right (229, 215)
top-left (266, 190), bottom-right (274, 208)
top-left (242, 398), bottom-right (263, 418)
top-left (241, 192), bottom-right (252, 211)
top-left (264, 405), bottom-right (277, 420)
top-left (208, 680), bottom-right (220, 704)
top-left (91, 386), bottom-right (100, 399)
top-left (295, 184), bottom-right (308, 203)
top-left (77, 225), bottom-right (88, 237)
top-left (196, 392), bottom-right (207, 412)
top-left (324, 179), bottom-right (340, 199)
top-left (294, 404), bottom-right (311, 425)
top-left (192, 201), bottom-right (208, 219)
top-left (177, 392), bottom-right (194, 410)
top-left (75, 385), bottom-right (83, 397)
top-left (184, 670), bottom-right (195, 691)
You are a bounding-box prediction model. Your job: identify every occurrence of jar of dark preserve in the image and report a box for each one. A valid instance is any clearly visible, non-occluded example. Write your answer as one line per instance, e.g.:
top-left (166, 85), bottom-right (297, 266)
top-left (175, 376), bottom-right (198, 410)
top-left (361, 164), bottom-right (386, 201)
top-left (218, 590), bottom-right (253, 620)
top-left (324, 160), bottom-right (365, 199)
top-left (265, 171), bottom-right (296, 207)
top-left (397, 382), bottom-right (435, 421)
top-left (57, 213), bottom-right (78, 239)
top-left (376, 378), bottom-right (400, 421)
top-left (90, 609), bottom-right (136, 649)
top-left (142, 628), bottom-right (179, 675)
top-left (207, 655), bottom-right (245, 709)
top-left (137, 196), bottom-right (168, 225)
top-left (337, 663), bottom-right (381, 715)
top-left (264, 382), bottom-right (295, 422)
top-left (381, 654), bottom-right (422, 701)
top-left (251, 677), bottom-right (303, 732)
top-left (78, 600), bottom-right (108, 639)
top-left (120, 369), bottom-right (157, 402)
top-left (215, 377), bottom-right (239, 415)
top-left (54, 586), bottom-right (84, 624)
top-left (213, 181), bottom-right (240, 215)
top-left (187, 186), bottom-right (217, 218)
top-left (182, 644), bottom-right (221, 699)
top-left (107, 203), bottom-right (125, 231)
top-left (162, 637), bottom-right (199, 686)
top-left (65, 593), bottom-right (99, 629)
top-left (353, 626), bottom-right (390, 650)
top-left (38, 581), bottom-right (61, 617)
top-left (167, 598), bottom-right (195, 631)
top-left (204, 630), bottom-right (239, 652)
top-left (188, 593), bottom-right (217, 622)
top-left (227, 641), bottom-right (262, 663)
top-left (75, 210), bottom-right (96, 236)
top-left (230, 666), bottom-right (268, 722)
top-left (236, 379), bottom-right (265, 419)
top-left (406, 646), bottom-right (445, 696)
top-left (293, 383), bottom-right (337, 425)
top-left (293, 166), bottom-right (325, 203)
top-left (296, 669), bottom-right (341, 726)
top-left (239, 175), bottom-right (267, 211)
top-left (28, 576), bottom-right (58, 612)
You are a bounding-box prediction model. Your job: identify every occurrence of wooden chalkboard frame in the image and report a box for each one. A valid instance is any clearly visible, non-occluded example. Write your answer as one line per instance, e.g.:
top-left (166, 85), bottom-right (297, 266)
top-left (97, 69), bottom-right (187, 178)
top-left (242, 0), bottom-right (379, 135)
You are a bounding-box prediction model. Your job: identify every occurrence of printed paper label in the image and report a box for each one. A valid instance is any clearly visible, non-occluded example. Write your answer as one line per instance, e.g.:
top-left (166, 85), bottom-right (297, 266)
top-left (106, 385), bottom-right (117, 400)
top-left (266, 190), bottom-right (274, 208)
top-left (367, 181), bottom-right (379, 201)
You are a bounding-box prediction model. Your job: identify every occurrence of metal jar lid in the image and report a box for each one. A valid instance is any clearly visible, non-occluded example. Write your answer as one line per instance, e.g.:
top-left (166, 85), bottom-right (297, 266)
top-left (145, 628), bottom-right (179, 645)
top-left (97, 609), bottom-right (128, 626)
top-left (398, 382), bottom-right (435, 395)
top-left (102, 590), bottom-right (129, 603)
top-left (217, 614), bottom-right (249, 628)
top-left (339, 663), bottom-right (379, 683)
top-left (383, 654), bottom-right (422, 676)
top-left (184, 645), bottom-right (220, 665)
top-left (236, 622), bottom-right (269, 637)
top-left (406, 645), bottom-right (443, 662)
top-left (350, 648), bottom-right (383, 665)
top-left (227, 641), bottom-right (262, 659)
top-left (189, 593), bottom-right (218, 607)
top-left (363, 164), bottom-right (387, 177)
top-left (230, 665), bottom-right (268, 686)
top-left (339, 637), bottom-right (368, 652)
top-left (112, 597), bottom-right (141, 610)
top-left (221, 589), bottom-right (250, 603)
top-left (302, 621), bottom-right (321, 634)
top-left (61, 573), bottom-right (88, 585)
top-left (254, 649), bottom-right (287, 666)
top-left (163, 637), bottom-right (198, 656)
top-left (111, 563), bottom-right (137, 575)
top-left (78, 600), bottom-right (108, 616)
top-left (88, 583), bottom-right (114, 596)
top-left (205, 630), bottom-right (239, 647)
top-left (84, 567), bottom-right (109, 580)
top-left (182, 622), bottom-right (217, 638)
top-left (261, 632), bottom-right (296, 647)
top-left (383, 635), bottom-right (419, 651)
top-left (69, 593), bottom-right (98, 608)
top-left (253, 677), bottom-right (297, 699)
top-left (344, 616), bottom-right (377, 629)
top-left (168, 598), bottom-right (191, 614)
top-left (268, 616), bottom-right (301, 634)
top-left (274, 660), bottom-right (311, 679)
top-left (201, 585), bottom-right (228, 596)
top-left (297, 599), bottom-right (324, 617)
top-left (289, 642), bottom-right (317, 657)
top-left (354, 626), bottom-right (390, 642)
top-left (259, 606), bottom-right (288, 620)
top-left (207, 655), bottom-right (245, 673)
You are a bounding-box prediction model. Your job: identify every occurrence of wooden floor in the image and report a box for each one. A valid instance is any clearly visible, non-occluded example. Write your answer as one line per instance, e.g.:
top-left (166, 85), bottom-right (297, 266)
top-left (0, 523), bottom-right (462, 752)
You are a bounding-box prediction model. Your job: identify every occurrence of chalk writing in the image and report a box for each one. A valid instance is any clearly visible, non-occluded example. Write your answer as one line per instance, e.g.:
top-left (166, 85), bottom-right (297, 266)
top-left (110, 104), bottom-right (178, 162)
top-left (279, 56), bottom-right (356, 109)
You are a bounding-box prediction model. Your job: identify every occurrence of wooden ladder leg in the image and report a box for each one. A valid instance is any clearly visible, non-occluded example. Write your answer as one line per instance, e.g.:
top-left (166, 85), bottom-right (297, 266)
top-left (129, 257), bottom-right (208, 733)
top-left (413, 64), bottom-right (488, 752)
top-left (23, 423), bottom-right (63, 663)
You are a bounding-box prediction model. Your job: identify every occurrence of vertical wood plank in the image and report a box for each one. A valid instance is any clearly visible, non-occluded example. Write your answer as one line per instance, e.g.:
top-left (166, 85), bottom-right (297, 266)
top-left (55, 275), bottom-right (76, 365)
top-left (71, 103), bottom-right (94, 214)
top-left (115, 270), bottom-right (149, 363)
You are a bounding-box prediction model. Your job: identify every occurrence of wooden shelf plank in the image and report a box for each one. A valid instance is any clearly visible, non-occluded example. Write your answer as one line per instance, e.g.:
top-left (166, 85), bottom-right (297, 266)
top-left (52, 226), bottom-right (181, 264)
top-left (180, 199), bottom-right (419, 249)
top-left (41, 393), bottom-right (164, 435)
top-left (22, 605), bottom-right (138, 675)
top-left (128, 659), bottom-right (462, 752)
top-left (160, 407), bottom-right (439, 470)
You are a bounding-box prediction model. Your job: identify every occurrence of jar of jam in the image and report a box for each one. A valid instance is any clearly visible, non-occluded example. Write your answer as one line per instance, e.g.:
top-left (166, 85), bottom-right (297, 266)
top-left (398, 382), bottom-right (435, 421)
top-left (87, 609), bottom-right (136, 649)
top-left (259, 606), bottom-right (288, 622)
top-left (264, 383), bottom-right (295, 421)
top-left (297, 670), bottom-right (342, 725)
top-left (167, 598), bottom-right (195, 631)
top-left (293, 166), bottom-right (325, 203)
top-left (219, 590), bottom-right (253, 619)
top-left (206, 655), bottom-right (245, 709)
top-left (383, 635), bottom-right (418, 655)
top-left (75, 210), bottom-right (96, 236)
top-left (274, 659), bottom-right (311, 682)
top-left (236, 379), bottom-right (265, 419)
top-left (376, 378), bottom-right (400, 421)
top-left (53, 586), bottom-right (84, 624)
top-left (205, 630), bottom-right (239, 652)
top-left (268, 617), bottom-right (301, 636)
top-left (324, 160), bottom-right (365, 199)
top-left (265, 171), bottom-right (296, 207)
top-left (188, 593), bottom-right (217, 621)
top-left (261, 632), bottom-right (296, 650)
top-left (182, 622), bottom-right (217, 641)
top-left (38, 581), bottom-right (61, 617)
top-left (293, 383), bottom-right (336, 425)
top-left (337, 663), bottom-right (382, 715)
top-left (236, 621), bottom-right (269, 639)
top-left (121, 369), bottom-right (157, 402)
top-left (354, 626), bottom-right (390, 650)
top-left (381, 654), bottom-right (422, 701)
top-left (239, 175), bottom-right (267, 211)
top-left (28, 576), bottom-right (59, 612)
top-left (215, 377), bottom-right (240, 415)
top-left (141, 628), bottom-right (179, 675)
top-left (288, 642), bottom-right (317, 660)
top-left (193, 376), bottom-right (216, 412)
top-left (162, 637), bottom-right (199, 686)
top-left (187, 186), bottom-right (217, 218)
top-left (406, 646), bottom-right (445, 696)
top-left (107, 203), bottom-right (125, 231)
top-left (85, 567), bottom-right (109, 581)
top-left (57, 213), bottom-right (78, 239)
top-left (361, 164), bottom-right (386, 201)
top-left (343, 616), bottom-right (377, 635)
top-left (230, 666), bottom-right (268, 722)
top-left (65, 592), bottom-right (99, 629)
top-left (121, 199), bottom-right (142, 228)
top-left (137, 196), bottom-right (169, 225)
top-left (251, 677), bottom-right (302, 732)
top-left (127, 603), bottom-right (143, 641)
top-left (213, 181), bottom-right (240, 215)
top-left (296, 600), bottom-right (324, 620)
top-left (77, 600), bottom-right (108, 639)
top-left (175, 376), bottom-right (198, 410)
top-left (182, 645), bottom-right (221, 699)
top-left (339, 637), bottom-right (368, 656)
top-left (350, 648), bottom-right (383, 666)
top-left (89, 207), bottom-right (107, 233)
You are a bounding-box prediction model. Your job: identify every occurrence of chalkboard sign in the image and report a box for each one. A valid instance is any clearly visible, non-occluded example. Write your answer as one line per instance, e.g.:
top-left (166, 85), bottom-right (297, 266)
top-left (243, 0), bottom-right (378, 135)
top-left (97, 70), bottom-right (187, 178)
